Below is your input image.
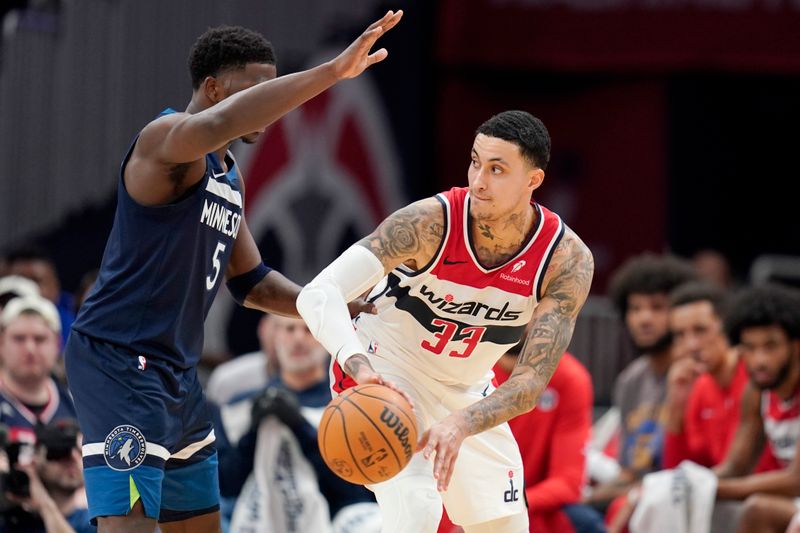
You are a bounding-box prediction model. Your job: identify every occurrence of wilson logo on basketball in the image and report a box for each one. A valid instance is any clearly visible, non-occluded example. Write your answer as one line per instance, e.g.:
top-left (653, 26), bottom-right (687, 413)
top-left (379, 407), bottom-right (413, 461)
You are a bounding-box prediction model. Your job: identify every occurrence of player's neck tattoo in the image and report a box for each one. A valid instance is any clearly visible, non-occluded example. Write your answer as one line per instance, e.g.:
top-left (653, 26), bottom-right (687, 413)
top-left (477, 222), bottom-right (495, 240)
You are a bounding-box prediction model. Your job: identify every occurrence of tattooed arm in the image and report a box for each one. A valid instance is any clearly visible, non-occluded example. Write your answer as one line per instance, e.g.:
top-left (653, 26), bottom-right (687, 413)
top-left (356, 197), bottom-right (445, 273)
top-left (462, 228), bottom-right (593, 430)
top-left (419, 227), bottom-right (594, 490)
top-left (297, 197), bottom-right (444, 382)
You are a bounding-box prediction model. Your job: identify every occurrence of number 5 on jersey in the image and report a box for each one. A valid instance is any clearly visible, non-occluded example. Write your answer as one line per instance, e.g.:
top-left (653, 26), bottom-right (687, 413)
top-left (421, 319), bottom-right (486, 358)
top-left (206, 241), bottom-right (226, 290)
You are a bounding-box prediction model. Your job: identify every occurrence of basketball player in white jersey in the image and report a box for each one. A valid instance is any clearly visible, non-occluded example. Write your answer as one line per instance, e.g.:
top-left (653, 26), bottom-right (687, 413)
top-left (297, 110), bottom-right (594, 532)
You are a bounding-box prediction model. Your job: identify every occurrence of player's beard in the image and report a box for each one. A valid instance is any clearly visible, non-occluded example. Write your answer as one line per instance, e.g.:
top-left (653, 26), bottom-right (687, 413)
top-left (634, 331), bottom-right (673, 356)
top-left (750, 356), bottom-right (793, 391)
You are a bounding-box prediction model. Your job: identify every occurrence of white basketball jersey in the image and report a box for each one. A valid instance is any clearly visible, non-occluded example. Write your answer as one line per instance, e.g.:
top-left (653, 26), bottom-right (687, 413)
top-left (333, 187), bottom-right (564, 390)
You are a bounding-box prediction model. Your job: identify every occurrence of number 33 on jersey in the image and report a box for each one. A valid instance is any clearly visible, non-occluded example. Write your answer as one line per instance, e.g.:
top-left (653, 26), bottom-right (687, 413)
top-left (347, 186), bottom-right (564, 387)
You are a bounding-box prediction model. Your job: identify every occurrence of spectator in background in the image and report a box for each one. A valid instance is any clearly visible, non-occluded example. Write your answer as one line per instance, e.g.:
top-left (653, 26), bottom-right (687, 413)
top-left (606, 281), bottom-right (780, 533)
top-left (4, 246), bottom-right (74, 346)
top-left (0, 296), bottom-right (75, 443)
top-left (214, 315), bottom-right (377, 531)
top-left (1, 419), bottom-right (95, 533)
top-left (205, 313), bottom-right (277, 406)
top-left (709, 284), bottom-right (800, 532)
top-left (0, 276), bottom-right (40, 310)
top-left (691, 249), bottom-right (736, 290)
top-left (662, 281), bottom-right (776, 470)
top-left (585, 254), bottom-right (696, 512)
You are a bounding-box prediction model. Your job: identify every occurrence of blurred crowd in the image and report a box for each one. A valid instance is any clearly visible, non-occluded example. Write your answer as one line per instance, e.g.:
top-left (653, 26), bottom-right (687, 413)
top-left (1, 243), bottom-right (799, 533)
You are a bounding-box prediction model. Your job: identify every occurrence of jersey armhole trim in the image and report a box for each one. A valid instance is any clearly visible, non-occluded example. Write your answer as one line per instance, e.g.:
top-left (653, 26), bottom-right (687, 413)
top-left (535, 218), bottom-right (566, 302)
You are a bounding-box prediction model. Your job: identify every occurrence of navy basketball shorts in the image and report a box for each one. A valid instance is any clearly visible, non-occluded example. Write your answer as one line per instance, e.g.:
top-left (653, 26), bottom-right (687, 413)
top-left (64, 330), bottom-right (219, 523)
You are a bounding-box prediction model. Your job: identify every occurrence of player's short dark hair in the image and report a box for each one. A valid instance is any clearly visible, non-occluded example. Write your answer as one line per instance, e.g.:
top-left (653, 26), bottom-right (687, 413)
top-left (608, 253), bottom-right (697, 317)
top-left (669, 280), bottom-right (730, 319)
top-left (476, 110), bottom-right (551, 169)
top-left (188, 25), bottom-right (275, 89)
top-left (724, 284), bottom-right (800, 345)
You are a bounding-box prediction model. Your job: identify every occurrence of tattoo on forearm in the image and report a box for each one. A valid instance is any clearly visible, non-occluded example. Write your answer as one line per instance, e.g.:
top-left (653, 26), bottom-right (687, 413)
top-left (460, 231), bottom-right (594, 436)
top-left (343, 353), bottom-right (374, 377)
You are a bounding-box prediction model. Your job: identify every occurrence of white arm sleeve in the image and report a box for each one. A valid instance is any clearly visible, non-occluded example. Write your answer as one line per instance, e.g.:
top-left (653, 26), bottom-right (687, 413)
top-left (296, 244), bottom-right (386, 367)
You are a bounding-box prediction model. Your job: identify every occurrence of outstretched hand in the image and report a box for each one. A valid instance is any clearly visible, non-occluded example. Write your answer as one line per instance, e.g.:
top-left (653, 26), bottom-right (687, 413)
top-left (331, 10), bottom-right (403, 80)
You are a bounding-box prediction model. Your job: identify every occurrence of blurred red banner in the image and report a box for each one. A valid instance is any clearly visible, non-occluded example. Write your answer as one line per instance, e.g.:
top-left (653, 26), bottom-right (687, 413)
top-left (438, 0), bottom-right (800, 73)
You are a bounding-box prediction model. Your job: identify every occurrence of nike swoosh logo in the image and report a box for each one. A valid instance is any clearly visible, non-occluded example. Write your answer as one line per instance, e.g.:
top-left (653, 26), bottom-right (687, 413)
top-left (481, 384), bottom-right (490, 397)
top-left (212, 171), bottom-right (228, 179)
top-left (443, 258), bottom-right (468, 265)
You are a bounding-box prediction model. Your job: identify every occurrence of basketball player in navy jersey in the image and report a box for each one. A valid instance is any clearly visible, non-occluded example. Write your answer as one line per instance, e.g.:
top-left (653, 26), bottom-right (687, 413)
top-left (298, 111), bottom-right (594, 532)
top-left (63, 11), bottom-right (402, 533)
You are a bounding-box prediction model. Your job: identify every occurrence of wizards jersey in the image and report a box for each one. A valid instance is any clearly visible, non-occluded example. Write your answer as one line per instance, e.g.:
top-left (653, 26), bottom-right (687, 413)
top-left (761, 386), bottom-right (800, 467)
top-left (345, 187), bottom-right (564, 388)
top-left (72, 108), bottom-right (243, 369)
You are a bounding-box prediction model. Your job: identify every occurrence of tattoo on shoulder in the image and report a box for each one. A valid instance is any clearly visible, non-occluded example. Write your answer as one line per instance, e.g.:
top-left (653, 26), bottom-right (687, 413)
top-left (516, 232), bottom-right (593, 373)
top-left (460, 229), bottom-right (594, 435)
top-left (358, 199), bottom-right (444, 266)
top-left (543, 231), bottom-right (594, 316)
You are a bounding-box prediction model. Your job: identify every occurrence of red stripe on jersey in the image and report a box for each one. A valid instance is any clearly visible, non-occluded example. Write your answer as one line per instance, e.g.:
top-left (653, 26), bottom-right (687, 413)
top-left (429, 187), bottom-right (562, 297)
top-left (331, 360), bottom-right (358, 394)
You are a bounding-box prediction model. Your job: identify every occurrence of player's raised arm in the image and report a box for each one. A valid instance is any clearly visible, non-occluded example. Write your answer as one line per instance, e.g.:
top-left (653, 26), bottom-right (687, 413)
top-left (419, 228), bottom-right (594, 491)
top-left (144, 10), bottom-right (402, 166)
top-left (296, 197), bottom-right (444, 382)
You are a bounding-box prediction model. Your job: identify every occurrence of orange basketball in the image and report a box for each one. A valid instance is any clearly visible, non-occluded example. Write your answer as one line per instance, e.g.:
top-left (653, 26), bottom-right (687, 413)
top-left (318, 383), bottom-right (418, 485)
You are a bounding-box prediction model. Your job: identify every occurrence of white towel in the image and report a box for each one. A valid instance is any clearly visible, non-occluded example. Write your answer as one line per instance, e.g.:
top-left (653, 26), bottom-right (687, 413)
top-left (630, 460), bottom-right (717, 533)
top-left (229, 417), bottom-right (333, 533)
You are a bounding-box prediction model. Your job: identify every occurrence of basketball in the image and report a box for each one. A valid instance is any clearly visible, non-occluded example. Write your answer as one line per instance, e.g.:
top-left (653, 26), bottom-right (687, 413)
top-left (318, 383), bottom-right (418, 485)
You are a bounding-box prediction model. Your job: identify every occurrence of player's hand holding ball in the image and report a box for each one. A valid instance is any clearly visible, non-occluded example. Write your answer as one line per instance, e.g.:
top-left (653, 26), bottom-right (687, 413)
top-left (350, 362), bottom-right (414, 412)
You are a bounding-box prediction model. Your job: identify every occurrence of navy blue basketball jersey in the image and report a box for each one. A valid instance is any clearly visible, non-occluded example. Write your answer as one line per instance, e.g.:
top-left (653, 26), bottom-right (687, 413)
top-left (73, 108), bottom-right (243, 369)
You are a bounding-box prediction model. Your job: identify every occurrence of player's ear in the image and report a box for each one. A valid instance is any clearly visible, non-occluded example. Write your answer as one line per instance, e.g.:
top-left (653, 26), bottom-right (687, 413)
top-left (202, 76), bottom-right (222, 104)
top-left (528, 168), bottom-right (544, 191)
